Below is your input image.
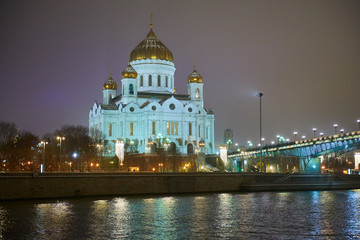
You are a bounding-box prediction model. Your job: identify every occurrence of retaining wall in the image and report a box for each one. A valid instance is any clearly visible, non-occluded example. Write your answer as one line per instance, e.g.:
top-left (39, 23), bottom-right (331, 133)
top-left (1, 173), bottom-right (360, 200)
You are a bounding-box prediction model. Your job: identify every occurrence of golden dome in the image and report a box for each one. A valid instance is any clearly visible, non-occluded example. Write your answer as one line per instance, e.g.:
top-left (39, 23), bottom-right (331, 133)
top-left (187, 65), bottom-right (203, 83)
top-left (122, 64), bottom-right (138, 79)
top-left (129, 27), bottom-right (173, 62)
top-left (103, 73), bottom-right (117, 90)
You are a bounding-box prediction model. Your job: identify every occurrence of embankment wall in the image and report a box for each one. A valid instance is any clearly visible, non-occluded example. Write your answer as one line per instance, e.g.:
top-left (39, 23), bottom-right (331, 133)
top-left (1, 173), bottom-right (360, 200)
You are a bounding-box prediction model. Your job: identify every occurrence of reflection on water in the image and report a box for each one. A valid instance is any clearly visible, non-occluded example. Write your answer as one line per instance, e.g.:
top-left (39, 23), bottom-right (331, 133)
top-left (1, 190), bottom-right (360, 239)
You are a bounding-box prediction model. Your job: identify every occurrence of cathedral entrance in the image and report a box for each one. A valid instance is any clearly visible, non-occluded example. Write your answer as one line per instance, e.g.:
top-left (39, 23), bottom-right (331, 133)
top-left (150, 143), bottom-right (157, 153)
top-left (168, 142), bottom-right (176, 155)
top-left (187, 144), bottom-right (194, 155)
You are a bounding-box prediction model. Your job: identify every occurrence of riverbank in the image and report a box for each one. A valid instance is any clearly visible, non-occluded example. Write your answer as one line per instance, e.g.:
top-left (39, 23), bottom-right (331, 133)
top-left (1, 172), bottom-right (360, 200)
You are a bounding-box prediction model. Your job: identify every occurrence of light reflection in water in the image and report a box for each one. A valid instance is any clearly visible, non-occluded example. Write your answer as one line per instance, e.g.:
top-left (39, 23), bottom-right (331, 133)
top-left (34, 202), bottom-right (73, 240)
top-left (0, 190), bottom-right (360, 239)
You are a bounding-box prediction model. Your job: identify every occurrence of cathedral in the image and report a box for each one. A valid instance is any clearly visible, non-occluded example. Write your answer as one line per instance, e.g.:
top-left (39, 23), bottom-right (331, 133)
top-left (89, 22), bottom-right (215, 156)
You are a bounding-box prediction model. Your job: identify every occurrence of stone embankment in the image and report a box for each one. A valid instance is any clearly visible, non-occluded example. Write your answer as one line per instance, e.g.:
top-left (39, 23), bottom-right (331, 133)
top-left (1, 172), bottom-right (360, 200)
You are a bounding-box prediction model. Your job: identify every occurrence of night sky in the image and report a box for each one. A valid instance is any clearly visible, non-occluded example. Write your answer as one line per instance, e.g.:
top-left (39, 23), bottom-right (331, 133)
top-left (1, 0), bottom-right (359, 146)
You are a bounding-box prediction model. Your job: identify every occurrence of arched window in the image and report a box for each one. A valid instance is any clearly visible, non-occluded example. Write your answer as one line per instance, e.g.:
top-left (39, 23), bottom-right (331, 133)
top-left (130, 122), bottom-right (134, 135)
top-left (152, 121), bottom-right (156, 135)
top-left (129, 84), bottom-right (134, 94)
top-left (195, 88), bottom-right (200, 100)
top-left (157, 75), bottom-right (161, 86)
top-left (166, 76), bottom-right (168, 87)
top-left (149, 75), bottom-right (152, 86)
top-left (140, 75), bottom-right (143, 87)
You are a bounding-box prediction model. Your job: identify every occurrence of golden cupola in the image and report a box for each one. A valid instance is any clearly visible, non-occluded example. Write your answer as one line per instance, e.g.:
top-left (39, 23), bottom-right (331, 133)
top-left (129, 23), bottom-right (174, 62)
top-left (103, 73), bottom-right (117, 90)
top-left (187, 65), bottom-right (203, 83)
top-left (122, 64), bottom-right (138, 79)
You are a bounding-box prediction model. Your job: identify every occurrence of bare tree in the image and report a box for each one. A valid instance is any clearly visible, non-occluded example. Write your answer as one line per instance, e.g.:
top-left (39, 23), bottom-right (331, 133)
top-left (0, 121), bottom-right (18, 171)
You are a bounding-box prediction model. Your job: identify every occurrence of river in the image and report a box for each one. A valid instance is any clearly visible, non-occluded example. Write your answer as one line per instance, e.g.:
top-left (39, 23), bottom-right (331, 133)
top-left (1, 190), bottom-right (360, 239)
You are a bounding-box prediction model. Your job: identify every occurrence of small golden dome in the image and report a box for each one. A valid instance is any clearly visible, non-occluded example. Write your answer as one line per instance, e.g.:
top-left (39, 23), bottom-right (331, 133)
top-left (121, 64), bottom-right (138, 79)
top-left (103, 73), bottom-right (117, 90)
top-left (187, 65), bottom-right (203, 83)
top-left (129, 27), bottom-right (173, 62)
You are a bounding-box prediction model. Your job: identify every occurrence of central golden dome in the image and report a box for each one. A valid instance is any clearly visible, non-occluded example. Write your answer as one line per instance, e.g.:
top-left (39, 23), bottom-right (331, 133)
top-left (129, 27), bottom-right (173, 62)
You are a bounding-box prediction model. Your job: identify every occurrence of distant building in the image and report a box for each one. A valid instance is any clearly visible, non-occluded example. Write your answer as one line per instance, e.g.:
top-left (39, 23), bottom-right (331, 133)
top-left (89, 22), bottom-right (215, 156)
top-left (224, 129), bottom-right (233, 147)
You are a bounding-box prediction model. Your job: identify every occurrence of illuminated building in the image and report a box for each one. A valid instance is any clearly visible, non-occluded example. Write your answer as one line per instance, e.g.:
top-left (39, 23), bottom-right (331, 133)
top-left (89, 21), bottom-right (215, 155)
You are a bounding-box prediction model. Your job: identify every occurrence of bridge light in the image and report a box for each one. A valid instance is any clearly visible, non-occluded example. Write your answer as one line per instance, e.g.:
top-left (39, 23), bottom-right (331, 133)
top-left (333, 123), bottom-right (338, 134)
top-left (340, 129), bottom-right (344, 134)
top-left (302, 136), bottom-right (306, 140)
top-left (271, 141), bottom-right (275, 145)
top-left (312, 128), bottom-right (317, 137)
top-left (293, 131), bottom-right (298, 141)
top-left (320, 132), bottom-right (324, 137)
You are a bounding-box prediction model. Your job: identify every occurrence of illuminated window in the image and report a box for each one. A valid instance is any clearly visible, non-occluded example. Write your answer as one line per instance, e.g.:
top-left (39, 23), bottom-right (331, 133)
top-left (152, 121), bottom-right (155, 135)
top-left (149, 75), bottom-right (152, 86)
top-left (130, 122), bottom-right (133, 136)
top-left (158, 75), bottom-right (161, 86)
top-left (167, 122), bottom-right (178, 135)
top-left (109, 123), bottom-right (112, 137)
top-left (166, 76), bottom-right (168, 87)
top-left (189, 123), bottom-right (192, 136)
top-left (195, 88), bottom-right (200, 100)
top-left (140, 75), bottom-right (143, 87)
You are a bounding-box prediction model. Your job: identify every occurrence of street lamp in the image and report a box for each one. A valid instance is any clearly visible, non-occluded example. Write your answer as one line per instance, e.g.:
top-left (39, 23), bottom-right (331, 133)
top-left (40, 141), bottom-right (48, 173)
top-left (333, 123), bottom-right (338, 134)
top-left (293, 131), bottom-right (298, 141)
top-left (312, 128), bottom-right (317, 138)
top-left (256, 92), bottom-right (264, 173)
top-left (302, 135), bottom-right (306, 140)
top-left (357, 120), bottom-right (360, 130)
top-left (320, 132), bottom-right (324, 137)
top-left (57, 136), bottom-right (65, 173)
top-left (276, 135), bottom-right (280, 144)
top-left (340, 128), bottom-right (344, 134)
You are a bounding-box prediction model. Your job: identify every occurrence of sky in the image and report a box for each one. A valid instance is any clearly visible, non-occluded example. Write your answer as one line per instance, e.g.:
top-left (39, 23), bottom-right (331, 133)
top-left (1, 0), bottom-right (360, 146)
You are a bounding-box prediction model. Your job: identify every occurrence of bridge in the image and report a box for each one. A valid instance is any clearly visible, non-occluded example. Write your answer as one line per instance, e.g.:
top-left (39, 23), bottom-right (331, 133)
top-left (228, 131), bottom-right (360, 173)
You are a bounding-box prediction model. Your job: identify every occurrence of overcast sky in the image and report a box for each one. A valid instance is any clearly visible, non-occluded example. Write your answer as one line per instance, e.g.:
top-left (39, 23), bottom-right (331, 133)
top-left (1, 0), bottom-right (359, 146)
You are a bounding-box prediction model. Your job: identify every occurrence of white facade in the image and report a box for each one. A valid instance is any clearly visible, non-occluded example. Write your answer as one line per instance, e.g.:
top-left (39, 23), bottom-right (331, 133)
top-left (89, 26), bottom-right (215, 156)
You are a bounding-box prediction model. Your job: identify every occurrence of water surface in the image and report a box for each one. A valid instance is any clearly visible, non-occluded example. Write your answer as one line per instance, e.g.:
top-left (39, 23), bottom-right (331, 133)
top-left (1, 190), bottom-right (360, 239)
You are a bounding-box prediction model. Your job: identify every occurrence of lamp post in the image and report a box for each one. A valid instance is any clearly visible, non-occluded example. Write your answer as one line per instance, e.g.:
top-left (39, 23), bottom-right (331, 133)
top-left (57, 136), bottom-right (65, 173)
top-left (302, 135), bottom-right (306, 140)
top-left (340, 129), bottom-right (344, 134)
top-left (357, 120), bottom-right (360, 130)
top-left (40, 141), bottom-right (48, 173)
top-left (333, 123), bottom-right (338, 134)
top-left (312, 128), bottom-right (317, 138)
top-left (256, 92), bottom-right (263, 173)
top-left (276, 135), bottom-right (280, 144)
top-left (293, 131), bottom-right (298, 141)
top-left (320, 132), bottom-right (324, 137)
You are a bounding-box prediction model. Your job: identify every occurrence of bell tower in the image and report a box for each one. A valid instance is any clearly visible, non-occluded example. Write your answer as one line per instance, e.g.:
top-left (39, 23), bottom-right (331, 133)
top-left (121, 64), bottom-right (138, 104)
top-left (103, 73), bottom-right (117, 105)
top-left (187, 61), bottom-right (204, 107)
